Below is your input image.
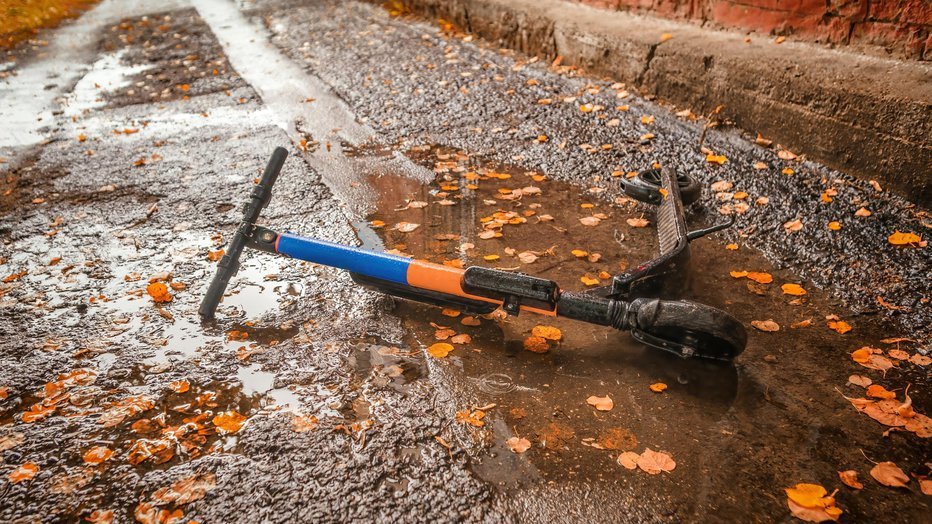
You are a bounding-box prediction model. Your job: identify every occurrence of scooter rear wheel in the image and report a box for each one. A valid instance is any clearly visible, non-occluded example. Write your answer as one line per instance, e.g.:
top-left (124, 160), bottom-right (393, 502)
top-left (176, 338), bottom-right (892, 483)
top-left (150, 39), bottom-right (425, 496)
top-left (620, 169), bottom-right (701, 206)
top-left (629, 299), bottom-right (746, 360)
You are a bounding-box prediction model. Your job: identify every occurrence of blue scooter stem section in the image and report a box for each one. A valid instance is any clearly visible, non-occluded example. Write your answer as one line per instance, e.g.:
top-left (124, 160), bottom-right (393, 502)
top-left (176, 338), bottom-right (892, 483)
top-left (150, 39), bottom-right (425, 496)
top-left (275, 232), bottom-right (411, 285)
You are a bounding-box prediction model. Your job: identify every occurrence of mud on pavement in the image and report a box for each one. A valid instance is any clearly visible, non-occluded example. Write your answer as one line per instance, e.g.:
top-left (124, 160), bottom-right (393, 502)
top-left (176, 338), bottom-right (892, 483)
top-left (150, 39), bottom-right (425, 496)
top-left (0, 0), bottom-right (930, 523)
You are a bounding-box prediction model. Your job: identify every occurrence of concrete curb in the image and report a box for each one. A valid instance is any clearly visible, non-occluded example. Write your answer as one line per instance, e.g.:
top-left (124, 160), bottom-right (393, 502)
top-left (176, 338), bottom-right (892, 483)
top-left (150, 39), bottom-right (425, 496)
top-left (393, 0), bottom-right (932, 207)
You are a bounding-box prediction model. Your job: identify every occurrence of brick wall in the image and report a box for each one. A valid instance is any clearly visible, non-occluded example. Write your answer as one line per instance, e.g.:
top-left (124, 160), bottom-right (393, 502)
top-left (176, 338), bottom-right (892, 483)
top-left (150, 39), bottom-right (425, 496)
top-left (574, 0), bottom-right (931, 59)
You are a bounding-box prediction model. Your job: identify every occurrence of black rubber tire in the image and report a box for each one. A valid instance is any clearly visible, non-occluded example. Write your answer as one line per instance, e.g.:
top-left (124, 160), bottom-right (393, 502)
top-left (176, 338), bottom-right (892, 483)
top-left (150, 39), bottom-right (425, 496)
top-left (620, 169), bottom-right (702, 206)
top-left (631, 298), bottom-right (747, 360)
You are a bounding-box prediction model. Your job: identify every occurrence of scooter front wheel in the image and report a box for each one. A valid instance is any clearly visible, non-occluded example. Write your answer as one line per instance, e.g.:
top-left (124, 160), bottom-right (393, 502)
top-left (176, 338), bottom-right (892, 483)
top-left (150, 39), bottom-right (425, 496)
top-left (629, 299), bottom-right (746, 361)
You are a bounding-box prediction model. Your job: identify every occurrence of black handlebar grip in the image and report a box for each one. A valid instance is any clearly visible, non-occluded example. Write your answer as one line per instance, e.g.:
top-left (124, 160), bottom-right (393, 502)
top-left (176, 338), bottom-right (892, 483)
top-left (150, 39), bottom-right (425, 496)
top-left (199, 147), bottom-right (289, 320)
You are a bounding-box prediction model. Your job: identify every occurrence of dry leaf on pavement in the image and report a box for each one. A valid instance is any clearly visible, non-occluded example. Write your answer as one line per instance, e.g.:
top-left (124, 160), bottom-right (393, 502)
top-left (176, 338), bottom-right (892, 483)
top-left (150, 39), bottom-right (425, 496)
top-left (870, 461), bottom-right (909, 488)
top-left (586, 395), bottom-right (613, 411)
top-left (506, 437), bottom-right (531, 453)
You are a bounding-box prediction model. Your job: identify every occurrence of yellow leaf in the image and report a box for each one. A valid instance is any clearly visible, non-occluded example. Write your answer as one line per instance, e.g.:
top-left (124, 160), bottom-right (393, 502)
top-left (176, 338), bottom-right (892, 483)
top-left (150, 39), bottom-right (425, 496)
top-left (483, 254), bottom-right (500, 261)
top-left (428, 342), bottom-right (454, 358)
top-left (827, 221), bottom-right (841, 231)
top-left (827, 319), bottom-right (852, 334)
top-left (730, 270), bottom-right (749, 278)
top-left (726, 244), bottom-right (738, 250)
top-left (455, 409), bottom-right (485, 427)
top-left (781, 283), bottom-right (807, 296)
top-left (660, 33), bottom-right (672, 42)
top-left (571, 249), bottom-right (588, 258)
top-left (649, 383), bottom-right (667, 393)
top-left (747, 272), bottom-right (773, 284)
top-left (706, 154), bottom-right (727, 165)
top-left (641, 115), bottom-right (655, 124)
top-left (580, 275), bottom-right (600, 286)
top-left (785, 483), bottom-right (828, 508)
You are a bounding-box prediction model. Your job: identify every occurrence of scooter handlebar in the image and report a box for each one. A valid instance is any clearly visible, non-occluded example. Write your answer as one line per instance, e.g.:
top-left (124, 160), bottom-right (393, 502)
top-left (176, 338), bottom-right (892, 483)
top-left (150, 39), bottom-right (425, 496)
top-left (199, 147), bottom-right (289, 320)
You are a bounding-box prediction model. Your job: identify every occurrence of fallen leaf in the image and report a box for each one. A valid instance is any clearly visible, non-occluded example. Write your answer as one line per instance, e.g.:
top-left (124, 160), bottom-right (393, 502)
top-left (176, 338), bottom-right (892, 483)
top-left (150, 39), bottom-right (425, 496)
top-left (86, 509), bottom-right (114, 524)
top-left (854, 207), bottom-right (871, 217)
top-left (726, 243), bottom-right (738, 250)
top-left (506, 437), bottom-right (531, 453)
top-left (292, 414), bottom-right (319, 432)
top-left (83, 446), bottom-right (113, 465)
top-left (146, 282), bottom-right (173, 303)
top-left (848, 375), bottom-right (871, 387)
top-left (870, 461), bottom-right (909, 488)
top-left (626, 217), bottom-right (650, 228)
top-left (786, 498), bottom-right (841, 522)
top-left (827, 320), bottom-right (852, 334)
top-left (781, 283), bottom-right (807, 296)
top-left (909, 354), bottom-right (930, 366)
top-left (571, 249), bottom-right (588, 258)
top-left (523, 336), bottom-right (549, 353)
top-left (428, 342), bottom-right (454, 358)
top-left (637, 448), bottom-right (676, 474)
top-left (586, 395), bottom-right (613, 411)
top-left (152, 473), bottom-right (216, 505)
top-left (827, 221), bottom-right (841, 231)
top-left (580, 275), bottom-right (600, 286)
top-left (791, 319), bottom-right (812, 328)
top-left (579, 216), bottom-right (601, 226)
top-left (169, 380), bottom-right (189, 393)
top-left (888, 231), bottom-right (921, 246)
top-left (866, 385), bottom-right (896, 400)
top-left (706, 154), bottom-right (727, 165)
top-left (9, 462), bottom-right (38, 484)
top-left (394, 222), bottom-right (420, 233)
top-left (617, 451), bottom-right (639, 469)
top-left (921, 478), bottom-right (931, 495)
top-left (838, 470), bottom-right (863, 489)
top-left (751, 320), bottom-right (780, 332)
top-left (784, 219), bottom-right (803, 232)
top-left (747, 272), bottom-right (773, 284)
top-left (730, 270), bottom-right (749, 278)
top-left (450, 334), bottom-right (472, 344)
top-left (455, 409), bottom-right (485, 427)
top-left (531, 325), bottom-right (562, 341)
top-left (212, 410), bottom-right (246, 434)
top-left (649, 383), bottom-right (667, 393)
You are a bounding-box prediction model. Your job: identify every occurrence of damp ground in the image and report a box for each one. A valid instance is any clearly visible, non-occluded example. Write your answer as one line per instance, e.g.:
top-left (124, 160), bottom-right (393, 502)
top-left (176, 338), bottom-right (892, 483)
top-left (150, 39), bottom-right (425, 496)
top-left (0, 1), bottom-right (928, 522)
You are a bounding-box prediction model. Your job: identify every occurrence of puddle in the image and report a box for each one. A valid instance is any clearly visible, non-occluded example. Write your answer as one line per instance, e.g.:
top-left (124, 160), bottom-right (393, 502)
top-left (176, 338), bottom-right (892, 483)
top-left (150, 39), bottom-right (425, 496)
top-left (356, 144), bottom-right (929, 495)
top-left (0, 0), bottom-right (190, 148)
top-left (62, 49), bottom-right (154, 120)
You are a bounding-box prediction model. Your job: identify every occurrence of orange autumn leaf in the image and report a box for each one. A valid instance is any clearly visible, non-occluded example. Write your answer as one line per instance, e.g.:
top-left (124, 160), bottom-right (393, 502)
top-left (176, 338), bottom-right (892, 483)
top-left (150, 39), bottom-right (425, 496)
top-left (746, 272), bottom-right (773, 284)
top-left (637, 448), bottom-right (676, 474)
top-left (449, 333), bottom-right (471, 344)
top-left (617, 451), bottom-right (639, 469)
top-left (207, 249), bottom-right (224, 262)
top-left (428, 342), bottom-right (454, 358)
top-left (571, 249), bottom-right (588, 258)
top-left (145, 282), bottom-right (173, 303)
top-left (827, 221), bottom-right (841, 231)
top-left (83, 446), bottom-right (114, 465)
top-left (706, 154), bottom-right (727, 165)
top-left (838, 470), bottom-right (863, 489)
top-left (441, 309), bottom-right (460, 317)
top-left (22, 402), bottom-right (55, 423)
top-left (169, 380), bottom-right (189, 393)
top-left (212, 410), bottom-right (246, 434)
top-left (455, 409), bottom-right (485, 427)
top-left (887, 231), bottom-right (921, 246)
top-left (523, 336), bottom-right (549, 353)
top-left (730, 270), bottom-right (749, 278)
top-left (847, 375), bottom-right (871, 387)
top-left (580, 275), bottom-right (600, 286)
top-left (870, 461), bottom-right (909, 488)
top-left (781, 283), bottom-right (807, 296)
top-left (725, 243), bottom-right (738, 250)
top-left (86, 509), bottom-right (114, 524)
top-left (649, 383), bottom-right (667, 393)
top-left (626, 217), bottom-right (649, 228)
top-left (827, 320), bottom-right (852, 334)
top-left (586, 395), bottom-right (613, 411)
top-left (531, 325), bottom-right (562, 341)
top-left (9, 462), bottom-right (39, 483)
top-left (866, 385), bottom-right (896, 400)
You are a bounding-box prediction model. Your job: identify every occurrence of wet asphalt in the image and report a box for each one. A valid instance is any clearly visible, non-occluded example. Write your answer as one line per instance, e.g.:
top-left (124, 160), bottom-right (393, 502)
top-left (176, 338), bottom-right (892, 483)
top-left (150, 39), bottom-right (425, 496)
top-left (0, 0), bottom-right (929, 522)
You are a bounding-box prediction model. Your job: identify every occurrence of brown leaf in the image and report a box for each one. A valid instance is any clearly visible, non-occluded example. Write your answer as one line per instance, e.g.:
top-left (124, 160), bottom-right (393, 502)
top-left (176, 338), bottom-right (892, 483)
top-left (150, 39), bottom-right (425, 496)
top-left (82, 446), bottom-right (114, 465)
top-left (531, 325), bottom-right (562, 341)
top-left (751, 319), bottom-right (780, 332)
top-left (292, 414), bottom-right (319, 432)
top-left (626, 217), bottom-right (649, 228)
top-left (598, 428), bottom-right (638, 451)
top-left (870, 461), bottom-right (909, 488)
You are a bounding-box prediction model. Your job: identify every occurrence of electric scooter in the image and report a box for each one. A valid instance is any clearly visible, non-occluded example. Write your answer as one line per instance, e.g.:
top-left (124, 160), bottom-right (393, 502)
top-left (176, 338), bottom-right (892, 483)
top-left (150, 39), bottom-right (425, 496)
top-left (199, 147), bottom-right (747, 361)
